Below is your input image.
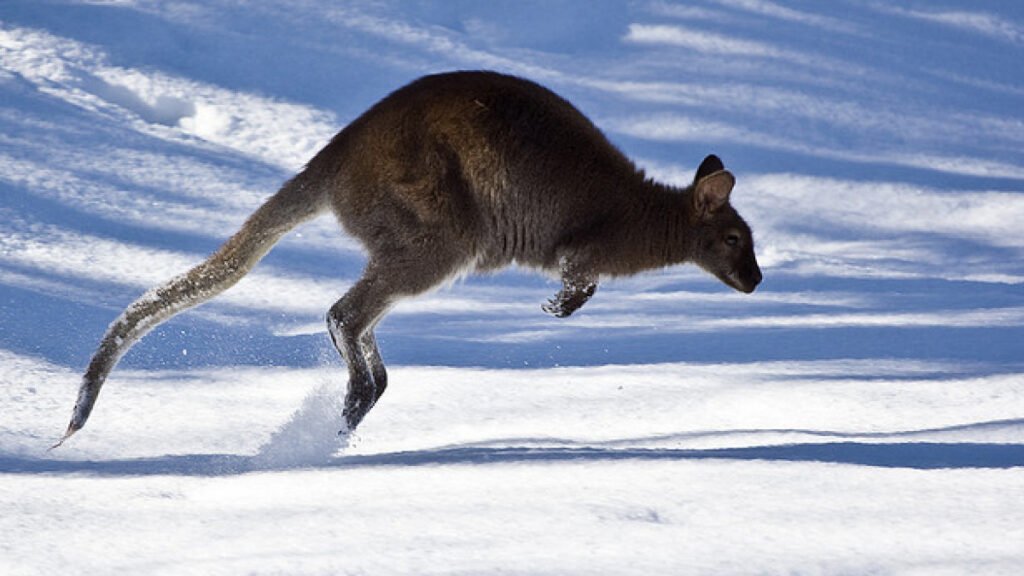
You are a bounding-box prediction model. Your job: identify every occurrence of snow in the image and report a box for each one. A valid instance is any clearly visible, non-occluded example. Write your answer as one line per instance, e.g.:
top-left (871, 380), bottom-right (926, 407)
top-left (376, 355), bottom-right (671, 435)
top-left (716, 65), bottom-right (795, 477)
top-left (2, 1), bottom-right (1024, 573)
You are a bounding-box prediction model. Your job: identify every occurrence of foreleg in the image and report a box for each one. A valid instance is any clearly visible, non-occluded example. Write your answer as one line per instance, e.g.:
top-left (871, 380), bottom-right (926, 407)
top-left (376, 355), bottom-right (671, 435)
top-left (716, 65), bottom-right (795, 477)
top-left (542, 256), bottom-right (598, 318)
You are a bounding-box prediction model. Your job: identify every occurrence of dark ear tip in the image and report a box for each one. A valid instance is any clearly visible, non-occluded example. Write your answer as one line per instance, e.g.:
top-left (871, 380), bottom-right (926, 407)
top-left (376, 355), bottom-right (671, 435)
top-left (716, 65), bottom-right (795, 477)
top-left (696, 154), bottom-right (725, 181)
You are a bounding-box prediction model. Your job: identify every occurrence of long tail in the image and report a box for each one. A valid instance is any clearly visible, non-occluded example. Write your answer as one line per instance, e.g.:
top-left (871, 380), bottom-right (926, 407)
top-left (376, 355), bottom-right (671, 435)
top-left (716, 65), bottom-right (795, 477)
top-left (54, 172), bottom-right (328, 447)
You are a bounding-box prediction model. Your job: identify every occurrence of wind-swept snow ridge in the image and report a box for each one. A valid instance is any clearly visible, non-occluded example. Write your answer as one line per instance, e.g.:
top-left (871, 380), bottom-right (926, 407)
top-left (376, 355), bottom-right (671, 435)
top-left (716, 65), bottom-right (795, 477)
top-left (0, 24), bottom-right (337, 170)
top-left (0, 224), bottom-right (343, 316)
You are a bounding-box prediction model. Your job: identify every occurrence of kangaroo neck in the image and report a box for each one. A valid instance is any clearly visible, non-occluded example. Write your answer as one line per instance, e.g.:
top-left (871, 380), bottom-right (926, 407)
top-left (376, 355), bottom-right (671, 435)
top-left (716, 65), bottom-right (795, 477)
top-left (640, 182), bottom-right (696, 266)
top-left (593, 181), bottom-right (696, 276)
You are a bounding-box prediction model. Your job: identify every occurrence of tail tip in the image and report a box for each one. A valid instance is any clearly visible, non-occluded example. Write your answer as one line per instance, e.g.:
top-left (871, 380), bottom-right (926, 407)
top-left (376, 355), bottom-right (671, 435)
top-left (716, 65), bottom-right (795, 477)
top-left (49, 420), bottom-right (82, 451)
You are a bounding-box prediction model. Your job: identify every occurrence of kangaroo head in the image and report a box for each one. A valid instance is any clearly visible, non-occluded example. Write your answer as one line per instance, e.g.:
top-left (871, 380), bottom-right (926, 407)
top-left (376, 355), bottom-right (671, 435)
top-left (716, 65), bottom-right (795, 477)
top-left (689, 155), bottom-right (762, 294)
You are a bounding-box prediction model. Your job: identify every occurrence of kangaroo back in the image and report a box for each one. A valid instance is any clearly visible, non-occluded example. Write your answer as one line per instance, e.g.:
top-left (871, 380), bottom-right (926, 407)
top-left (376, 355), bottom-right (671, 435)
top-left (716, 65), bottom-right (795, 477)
top-left (56, 174), bottom-right (327, 445)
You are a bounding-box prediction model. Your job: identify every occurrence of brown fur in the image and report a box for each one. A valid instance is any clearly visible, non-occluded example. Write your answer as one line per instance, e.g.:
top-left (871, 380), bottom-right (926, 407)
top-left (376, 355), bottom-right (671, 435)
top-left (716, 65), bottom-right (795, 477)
top-left (58, 70), bottom-right (761, 444)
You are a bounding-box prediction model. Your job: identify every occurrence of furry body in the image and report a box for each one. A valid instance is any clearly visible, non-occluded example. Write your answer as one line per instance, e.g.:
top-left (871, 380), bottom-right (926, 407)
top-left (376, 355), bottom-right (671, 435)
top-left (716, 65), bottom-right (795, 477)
top-left (60, 71), bottom-right (761, 443)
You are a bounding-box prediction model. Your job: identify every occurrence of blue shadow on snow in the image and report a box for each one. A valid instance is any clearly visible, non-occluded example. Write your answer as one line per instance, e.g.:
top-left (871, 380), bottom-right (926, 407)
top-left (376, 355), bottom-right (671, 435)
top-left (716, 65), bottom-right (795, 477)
top-left (4, 441), bottom-right (1024, 477)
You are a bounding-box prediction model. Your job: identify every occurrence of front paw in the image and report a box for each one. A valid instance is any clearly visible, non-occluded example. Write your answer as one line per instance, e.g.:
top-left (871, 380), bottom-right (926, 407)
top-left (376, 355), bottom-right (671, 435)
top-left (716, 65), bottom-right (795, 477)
top-left (544, 297), bottom-right (569, 315)
top-left (542, 298), bottom-right (572, 318)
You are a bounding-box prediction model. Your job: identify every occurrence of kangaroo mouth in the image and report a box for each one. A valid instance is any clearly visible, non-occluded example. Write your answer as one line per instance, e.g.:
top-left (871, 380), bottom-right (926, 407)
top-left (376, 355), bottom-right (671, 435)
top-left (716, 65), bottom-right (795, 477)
top-left (723, 270), bottom-right (759, 294)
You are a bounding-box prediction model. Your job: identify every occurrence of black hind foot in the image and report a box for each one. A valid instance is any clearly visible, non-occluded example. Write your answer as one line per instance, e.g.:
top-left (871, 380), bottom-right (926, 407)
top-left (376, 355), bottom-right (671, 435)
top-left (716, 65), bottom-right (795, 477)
top-left (341, 393), bottom-right (373, 432)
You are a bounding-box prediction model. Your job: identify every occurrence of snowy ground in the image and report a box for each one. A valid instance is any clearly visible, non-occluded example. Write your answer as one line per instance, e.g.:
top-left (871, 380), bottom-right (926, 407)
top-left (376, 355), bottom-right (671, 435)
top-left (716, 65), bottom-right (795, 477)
top-left (2, 1), bottom-right (1024, 574)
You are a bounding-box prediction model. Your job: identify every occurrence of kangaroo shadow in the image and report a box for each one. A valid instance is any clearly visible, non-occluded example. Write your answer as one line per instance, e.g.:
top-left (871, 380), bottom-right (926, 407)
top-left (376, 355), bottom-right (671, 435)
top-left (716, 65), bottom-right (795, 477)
top-left (4, 440), bottom-right (1024, 477)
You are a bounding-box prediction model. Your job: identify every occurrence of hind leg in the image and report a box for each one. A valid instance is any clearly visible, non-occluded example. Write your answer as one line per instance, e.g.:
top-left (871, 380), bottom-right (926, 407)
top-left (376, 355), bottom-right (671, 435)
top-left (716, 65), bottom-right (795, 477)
top-left (327, 244), bottom-right (467, 432)
top-left (360, 329), bottom-right (387, 401)
top-left (327, 267), bottom-right (393, 432)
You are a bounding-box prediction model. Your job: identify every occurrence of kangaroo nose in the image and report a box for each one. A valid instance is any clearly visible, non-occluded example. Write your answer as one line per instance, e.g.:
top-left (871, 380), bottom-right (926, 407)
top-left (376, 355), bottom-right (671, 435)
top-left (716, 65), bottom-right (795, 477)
top-left (744, 266), bottom-right (762, 293)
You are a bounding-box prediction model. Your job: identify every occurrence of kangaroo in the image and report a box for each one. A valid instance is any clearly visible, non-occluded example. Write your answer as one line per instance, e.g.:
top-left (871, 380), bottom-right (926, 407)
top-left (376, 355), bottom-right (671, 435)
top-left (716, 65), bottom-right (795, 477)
top-left (57, 70), bottom-right (761, 446)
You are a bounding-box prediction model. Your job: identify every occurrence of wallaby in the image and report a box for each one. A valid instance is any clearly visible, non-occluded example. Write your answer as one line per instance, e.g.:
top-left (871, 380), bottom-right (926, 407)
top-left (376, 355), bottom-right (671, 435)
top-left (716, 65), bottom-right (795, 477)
top-left (57, 70), bottom-right (761, 446)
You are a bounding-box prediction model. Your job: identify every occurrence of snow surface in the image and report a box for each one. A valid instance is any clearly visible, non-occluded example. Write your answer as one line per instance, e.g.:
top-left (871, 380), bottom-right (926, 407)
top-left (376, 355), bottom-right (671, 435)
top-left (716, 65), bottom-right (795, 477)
top-left (2, 1), bottom-right (1023, 574)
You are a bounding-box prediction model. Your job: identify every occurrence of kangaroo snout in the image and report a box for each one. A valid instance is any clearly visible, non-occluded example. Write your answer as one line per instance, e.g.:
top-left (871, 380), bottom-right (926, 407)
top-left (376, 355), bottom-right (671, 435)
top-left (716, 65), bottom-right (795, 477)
top-left (744, 266), bottom-right (763, 293)
top-left (723, 261), bottom-right (762, 294)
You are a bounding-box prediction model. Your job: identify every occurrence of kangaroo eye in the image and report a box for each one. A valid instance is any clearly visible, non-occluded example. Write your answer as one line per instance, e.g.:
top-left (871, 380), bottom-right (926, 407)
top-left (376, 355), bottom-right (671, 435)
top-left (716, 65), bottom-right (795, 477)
top-left (725, 233), bottom-right (740, 247)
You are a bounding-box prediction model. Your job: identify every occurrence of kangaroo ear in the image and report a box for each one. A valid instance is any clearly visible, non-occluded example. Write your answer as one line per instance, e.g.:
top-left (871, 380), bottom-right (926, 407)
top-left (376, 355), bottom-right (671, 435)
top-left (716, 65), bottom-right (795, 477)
top-left (694, 154), bottom-right (725, 183)
top-left (693, 169), bottom-right (735, 218)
